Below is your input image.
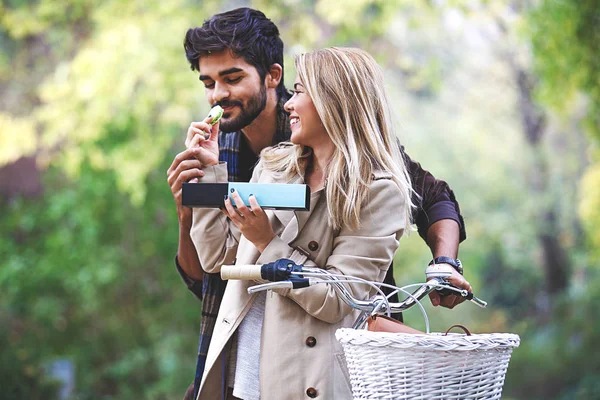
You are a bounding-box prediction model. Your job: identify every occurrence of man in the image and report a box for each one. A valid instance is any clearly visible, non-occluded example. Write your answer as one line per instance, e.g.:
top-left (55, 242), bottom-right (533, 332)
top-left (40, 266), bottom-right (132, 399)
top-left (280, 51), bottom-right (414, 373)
top-left (166, 8), bottom-right (469, 399)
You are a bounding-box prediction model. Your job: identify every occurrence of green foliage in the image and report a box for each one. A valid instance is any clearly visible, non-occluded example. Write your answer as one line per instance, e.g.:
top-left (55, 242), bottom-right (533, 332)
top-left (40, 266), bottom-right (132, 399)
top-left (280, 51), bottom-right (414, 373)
top-left (0, 318), bottom-right (61, 400)
top-left (1, 0), bottom-right (94, 39)
top-left (0, 112), bottom-right (37, 164)
top-left (505, 275), bottom-right (600, 399)
top-left (528, 0), bottom-right (600, 141)
top-left (253, 0), bottom-right (432, 58)
top-left (1, 0), bottom-right (219, 203)
top-left (34, 0), bottom-right (210, 205)
top-left (0, 152), bottom-right (201, 398)
top-left (1, 0), bottom-right (599, 398)
top-left (527, 0), bottom-right (600, 266)
top-left (578, 160), bottom-right (600, 261)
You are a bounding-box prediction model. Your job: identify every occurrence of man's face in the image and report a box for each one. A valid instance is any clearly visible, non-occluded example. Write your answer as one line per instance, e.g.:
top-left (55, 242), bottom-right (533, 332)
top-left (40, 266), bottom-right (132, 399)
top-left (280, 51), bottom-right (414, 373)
top-left (198, 50), bottom-right (267, 133)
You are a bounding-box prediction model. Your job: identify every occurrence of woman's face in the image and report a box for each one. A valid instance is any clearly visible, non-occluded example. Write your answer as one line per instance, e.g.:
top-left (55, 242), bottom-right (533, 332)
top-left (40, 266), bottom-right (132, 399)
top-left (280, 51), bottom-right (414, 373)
top-left (284, 76), bottom-right (330, 148)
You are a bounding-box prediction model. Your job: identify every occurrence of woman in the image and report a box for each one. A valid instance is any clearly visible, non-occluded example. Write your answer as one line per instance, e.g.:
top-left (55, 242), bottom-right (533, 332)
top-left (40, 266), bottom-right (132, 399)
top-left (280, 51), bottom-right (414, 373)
top-left (190, 47), bottom-right (414, 400)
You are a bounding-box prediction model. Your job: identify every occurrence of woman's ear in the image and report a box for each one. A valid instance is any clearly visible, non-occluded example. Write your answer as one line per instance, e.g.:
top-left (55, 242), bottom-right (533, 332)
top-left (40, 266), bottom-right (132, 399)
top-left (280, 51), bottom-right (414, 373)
top-left (266, 63), bottom-right (283, 89)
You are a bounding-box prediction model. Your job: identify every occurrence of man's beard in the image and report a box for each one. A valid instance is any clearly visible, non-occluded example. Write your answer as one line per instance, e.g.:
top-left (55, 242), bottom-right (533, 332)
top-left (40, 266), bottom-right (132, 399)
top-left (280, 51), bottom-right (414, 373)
top-left (218, 84), bottom-right (267, 133)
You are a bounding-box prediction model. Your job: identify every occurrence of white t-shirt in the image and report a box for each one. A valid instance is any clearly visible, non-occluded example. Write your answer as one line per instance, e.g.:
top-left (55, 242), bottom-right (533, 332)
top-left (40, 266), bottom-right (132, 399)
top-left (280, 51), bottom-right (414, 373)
top-left (231, 291), bottom-right (266, 400)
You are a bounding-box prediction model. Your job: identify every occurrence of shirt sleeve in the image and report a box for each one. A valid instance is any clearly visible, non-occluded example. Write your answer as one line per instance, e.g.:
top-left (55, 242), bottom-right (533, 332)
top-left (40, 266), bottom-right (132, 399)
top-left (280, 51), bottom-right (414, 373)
top-left (174, 255), bottom-right (204, 301)
top-left (189, 162), bottom-right (241, 274)
top-left (401, 146), bottom-right (467, 242)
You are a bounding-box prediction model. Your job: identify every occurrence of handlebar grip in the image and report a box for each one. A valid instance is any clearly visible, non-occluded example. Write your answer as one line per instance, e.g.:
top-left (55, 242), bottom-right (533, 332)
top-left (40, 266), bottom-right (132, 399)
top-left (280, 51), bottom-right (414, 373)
top-left (221, 265), bottom-right (263, 280)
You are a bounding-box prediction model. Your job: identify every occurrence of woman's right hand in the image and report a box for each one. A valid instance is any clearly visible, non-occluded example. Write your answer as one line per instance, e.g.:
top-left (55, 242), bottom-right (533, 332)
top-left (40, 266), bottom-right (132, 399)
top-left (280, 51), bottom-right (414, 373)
top-left (222, 190), bottom-right (276, 253)
top-left (185, 116), bottom-right (220, 168)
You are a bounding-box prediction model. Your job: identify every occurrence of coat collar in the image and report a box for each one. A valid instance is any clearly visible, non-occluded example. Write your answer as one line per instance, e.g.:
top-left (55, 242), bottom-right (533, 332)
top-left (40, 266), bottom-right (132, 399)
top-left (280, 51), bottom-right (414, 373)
top-left (372, 169), bottom-right (393, 180)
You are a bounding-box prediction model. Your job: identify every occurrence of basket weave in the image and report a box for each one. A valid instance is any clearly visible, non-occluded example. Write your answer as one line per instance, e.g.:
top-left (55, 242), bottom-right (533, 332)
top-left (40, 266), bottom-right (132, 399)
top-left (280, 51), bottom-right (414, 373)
top-left (335, 328), bottom-right (520, 400)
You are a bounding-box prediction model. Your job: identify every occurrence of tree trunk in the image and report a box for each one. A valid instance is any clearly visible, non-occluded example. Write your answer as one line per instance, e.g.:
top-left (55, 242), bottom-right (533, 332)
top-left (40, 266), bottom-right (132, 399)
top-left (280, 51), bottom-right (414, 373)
top-left (513, 66), bottom-right (570, 295)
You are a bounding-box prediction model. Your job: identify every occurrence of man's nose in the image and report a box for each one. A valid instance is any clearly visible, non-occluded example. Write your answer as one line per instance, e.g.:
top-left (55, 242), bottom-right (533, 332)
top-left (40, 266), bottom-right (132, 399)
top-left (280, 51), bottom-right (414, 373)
top-left (212, 82), bottom-right (230, 103)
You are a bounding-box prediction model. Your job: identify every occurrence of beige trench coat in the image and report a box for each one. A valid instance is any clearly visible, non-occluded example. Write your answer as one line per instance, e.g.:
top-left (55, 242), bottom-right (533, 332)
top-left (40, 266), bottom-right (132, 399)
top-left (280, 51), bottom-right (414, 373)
top-left (191, 158), bottom-right (406, 400)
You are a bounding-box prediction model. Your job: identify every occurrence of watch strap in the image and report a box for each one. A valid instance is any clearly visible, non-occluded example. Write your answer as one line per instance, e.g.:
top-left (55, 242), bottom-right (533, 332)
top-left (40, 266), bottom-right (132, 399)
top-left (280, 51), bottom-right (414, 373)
top-left (429, 256), bottom-right (463, 275)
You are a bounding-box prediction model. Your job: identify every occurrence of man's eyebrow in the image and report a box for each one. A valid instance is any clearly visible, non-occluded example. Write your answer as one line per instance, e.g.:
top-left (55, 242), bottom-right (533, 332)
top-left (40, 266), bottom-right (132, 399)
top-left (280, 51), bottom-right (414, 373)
top-left (199, 67), bottom-right (245, 81)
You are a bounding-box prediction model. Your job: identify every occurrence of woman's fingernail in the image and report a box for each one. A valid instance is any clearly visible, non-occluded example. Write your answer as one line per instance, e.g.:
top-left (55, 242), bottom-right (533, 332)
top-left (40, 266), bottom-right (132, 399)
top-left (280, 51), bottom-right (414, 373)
top-left (230, 188), bottom-right (235, 193)
top-left (249, 193), bottom-right (253, 197)
top-left (224, 195), bottom-right (228, 200)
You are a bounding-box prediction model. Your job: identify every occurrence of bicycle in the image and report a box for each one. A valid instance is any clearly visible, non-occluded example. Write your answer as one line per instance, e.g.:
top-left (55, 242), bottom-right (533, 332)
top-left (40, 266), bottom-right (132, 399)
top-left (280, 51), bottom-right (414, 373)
top-left (221, 258), bottom-right (520, 400)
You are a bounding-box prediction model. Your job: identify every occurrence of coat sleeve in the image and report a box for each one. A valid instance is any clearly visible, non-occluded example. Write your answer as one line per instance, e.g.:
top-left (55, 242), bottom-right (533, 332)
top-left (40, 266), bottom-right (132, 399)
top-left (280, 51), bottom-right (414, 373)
top-left (262, 178), bottom-right (406, 324)
top-left (401, 146), bottom-right (467, 242)
top-left (189, 162), bottom-right (242, 274)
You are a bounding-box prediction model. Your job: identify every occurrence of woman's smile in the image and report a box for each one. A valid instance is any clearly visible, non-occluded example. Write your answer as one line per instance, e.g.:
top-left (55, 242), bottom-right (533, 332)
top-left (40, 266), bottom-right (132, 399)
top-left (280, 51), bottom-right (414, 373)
top-left (289, 116), bottom-right (300, 128)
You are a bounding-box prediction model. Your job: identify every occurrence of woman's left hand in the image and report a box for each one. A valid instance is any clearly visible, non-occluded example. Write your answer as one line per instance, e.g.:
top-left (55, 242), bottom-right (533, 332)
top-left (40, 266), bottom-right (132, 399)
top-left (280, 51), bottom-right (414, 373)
top-left (223, 190), bottom-right (275, 252)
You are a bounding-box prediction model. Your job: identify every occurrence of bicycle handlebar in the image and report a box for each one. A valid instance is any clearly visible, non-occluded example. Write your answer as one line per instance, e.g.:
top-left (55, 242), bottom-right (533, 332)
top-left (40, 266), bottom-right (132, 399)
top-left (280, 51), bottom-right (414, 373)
top-left (221, 264), bottom-right (263, 280)
top-left (222, 259), bottom-right (313, 289)
top-left (221, 259), bottom-right (487, 315)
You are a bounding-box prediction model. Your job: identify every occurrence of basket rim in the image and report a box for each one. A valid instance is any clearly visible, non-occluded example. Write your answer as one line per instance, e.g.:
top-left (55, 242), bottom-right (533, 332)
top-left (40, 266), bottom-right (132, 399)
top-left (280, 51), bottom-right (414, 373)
top-left (335, 327), bottom-right (521, 349)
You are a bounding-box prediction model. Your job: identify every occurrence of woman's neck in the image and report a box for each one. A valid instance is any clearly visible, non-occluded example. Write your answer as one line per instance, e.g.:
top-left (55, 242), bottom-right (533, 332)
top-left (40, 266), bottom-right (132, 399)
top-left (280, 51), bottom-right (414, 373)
top-left (306, 146), bottom-right (334, 192)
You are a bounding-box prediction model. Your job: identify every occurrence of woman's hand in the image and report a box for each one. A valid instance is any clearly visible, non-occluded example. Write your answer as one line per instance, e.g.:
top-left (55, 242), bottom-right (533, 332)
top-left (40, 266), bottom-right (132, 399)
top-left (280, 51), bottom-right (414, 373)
top-left (185, 116), bottom-right (220, 171)
top-left (223, 190), bottom-right (275, 253)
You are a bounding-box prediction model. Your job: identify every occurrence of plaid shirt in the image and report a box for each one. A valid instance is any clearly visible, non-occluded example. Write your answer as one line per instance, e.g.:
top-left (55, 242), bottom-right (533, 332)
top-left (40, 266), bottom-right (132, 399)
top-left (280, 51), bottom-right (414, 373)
top-left (176, 93), bottom-right (292, 399)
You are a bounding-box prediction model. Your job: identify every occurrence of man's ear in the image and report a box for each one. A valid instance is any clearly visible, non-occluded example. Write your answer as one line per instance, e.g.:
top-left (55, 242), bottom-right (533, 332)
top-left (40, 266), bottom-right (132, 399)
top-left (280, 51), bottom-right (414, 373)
top-left (266, 63), bottom-right (283, 88)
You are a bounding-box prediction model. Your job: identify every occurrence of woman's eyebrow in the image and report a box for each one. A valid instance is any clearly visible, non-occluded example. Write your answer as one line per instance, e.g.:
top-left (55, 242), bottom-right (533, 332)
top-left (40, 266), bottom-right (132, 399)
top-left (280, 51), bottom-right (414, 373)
top-left (293, 83), bottom-right (305, 90)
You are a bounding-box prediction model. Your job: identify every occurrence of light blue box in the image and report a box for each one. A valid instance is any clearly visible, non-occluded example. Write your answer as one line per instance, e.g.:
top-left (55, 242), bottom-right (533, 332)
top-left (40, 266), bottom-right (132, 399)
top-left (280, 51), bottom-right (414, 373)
top-left (228, 182), bottom-right (310, 211)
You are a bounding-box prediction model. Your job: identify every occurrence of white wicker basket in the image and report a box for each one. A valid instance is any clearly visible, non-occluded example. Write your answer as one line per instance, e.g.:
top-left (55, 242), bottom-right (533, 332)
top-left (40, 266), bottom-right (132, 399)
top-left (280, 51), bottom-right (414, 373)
top-left (335, 328), bottom-right (520, 400)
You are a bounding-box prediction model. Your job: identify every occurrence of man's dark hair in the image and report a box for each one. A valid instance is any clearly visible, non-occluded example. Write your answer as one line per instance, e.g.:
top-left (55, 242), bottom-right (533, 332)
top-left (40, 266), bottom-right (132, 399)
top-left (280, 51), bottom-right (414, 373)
top-left (184, 8), bottom-right (286, 98)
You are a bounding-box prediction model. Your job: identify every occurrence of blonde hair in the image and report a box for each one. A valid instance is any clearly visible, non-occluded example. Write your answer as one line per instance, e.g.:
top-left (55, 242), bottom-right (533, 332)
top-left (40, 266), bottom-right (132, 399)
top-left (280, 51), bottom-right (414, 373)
top-left (262, 47), bottom-right (414, 231)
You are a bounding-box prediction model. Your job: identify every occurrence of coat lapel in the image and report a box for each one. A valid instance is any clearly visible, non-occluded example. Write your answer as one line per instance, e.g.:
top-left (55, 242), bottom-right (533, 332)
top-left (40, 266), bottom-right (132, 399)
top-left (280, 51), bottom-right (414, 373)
top-left (271, 209), bottom-right (294, 231)
top-left (293, 190), bottom-right (322, 239)
top-left (271, 172), bottom-right (308, 239)
top-left (261, 169), bottom-right (325, 252)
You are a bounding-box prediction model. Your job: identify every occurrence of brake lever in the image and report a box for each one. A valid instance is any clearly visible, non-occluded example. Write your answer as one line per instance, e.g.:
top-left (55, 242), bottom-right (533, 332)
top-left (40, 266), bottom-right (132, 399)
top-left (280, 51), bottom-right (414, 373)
top-left (426, 268), bottom-right (464, 297)
top-left (432, 280), bottom-right (488, 308)
top-left (426, 270), bottom-right (453, 297)
top-left (427, 273), bottom-right (467, 297)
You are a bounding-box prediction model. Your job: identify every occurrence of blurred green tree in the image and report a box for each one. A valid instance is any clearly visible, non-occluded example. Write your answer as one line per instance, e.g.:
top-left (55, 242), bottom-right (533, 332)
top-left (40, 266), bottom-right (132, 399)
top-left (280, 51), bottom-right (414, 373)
top-left (527, 0), bottom-right (600, 261)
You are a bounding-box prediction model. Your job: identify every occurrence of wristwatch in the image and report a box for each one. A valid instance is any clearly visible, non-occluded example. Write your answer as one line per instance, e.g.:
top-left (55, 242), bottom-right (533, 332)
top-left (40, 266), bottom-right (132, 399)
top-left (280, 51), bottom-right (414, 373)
top-left (428, 256), bottom-right (463, 275)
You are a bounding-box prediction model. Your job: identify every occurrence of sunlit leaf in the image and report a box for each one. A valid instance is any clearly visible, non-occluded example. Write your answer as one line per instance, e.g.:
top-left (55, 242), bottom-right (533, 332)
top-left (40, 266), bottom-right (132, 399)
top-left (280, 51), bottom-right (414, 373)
top-left (0, 113), bottom-right (37, 165)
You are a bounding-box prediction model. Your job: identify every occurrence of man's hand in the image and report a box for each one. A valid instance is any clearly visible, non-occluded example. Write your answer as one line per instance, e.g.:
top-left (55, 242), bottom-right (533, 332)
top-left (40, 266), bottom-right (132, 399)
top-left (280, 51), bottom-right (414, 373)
top-left (185, 117), bottom-right (220, 168)
top-left (167, 147), bottom-right (205, 226)
top-left (427, 263), bottom-right (472, 309)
